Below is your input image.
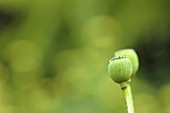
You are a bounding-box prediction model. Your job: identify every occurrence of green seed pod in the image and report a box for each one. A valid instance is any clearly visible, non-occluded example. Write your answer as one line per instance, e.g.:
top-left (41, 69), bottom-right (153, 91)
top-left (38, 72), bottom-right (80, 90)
top-left (115, 49), bottom-right (139, 76)
top-left (108, 56), bottom-right (133, 83)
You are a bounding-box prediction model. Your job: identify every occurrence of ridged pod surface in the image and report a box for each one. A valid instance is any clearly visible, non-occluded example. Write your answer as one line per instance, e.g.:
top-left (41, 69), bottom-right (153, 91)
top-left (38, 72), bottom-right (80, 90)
top-left (108, 56), bottom-right (133, 83)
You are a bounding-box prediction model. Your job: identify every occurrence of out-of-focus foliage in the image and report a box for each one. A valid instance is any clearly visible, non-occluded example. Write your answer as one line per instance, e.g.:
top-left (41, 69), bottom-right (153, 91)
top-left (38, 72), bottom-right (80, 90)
top-left (0, 0), bottom-right (170, 113)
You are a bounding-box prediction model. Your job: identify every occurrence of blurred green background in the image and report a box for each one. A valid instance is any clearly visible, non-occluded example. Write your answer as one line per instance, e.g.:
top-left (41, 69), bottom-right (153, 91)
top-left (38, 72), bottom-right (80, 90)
top-left (0, 0), bottom-right (170, 113)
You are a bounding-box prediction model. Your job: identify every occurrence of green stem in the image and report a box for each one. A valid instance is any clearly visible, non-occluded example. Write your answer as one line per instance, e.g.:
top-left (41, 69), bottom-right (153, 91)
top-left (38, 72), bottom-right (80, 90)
top-left (121, 83), bottom-right (135, 113)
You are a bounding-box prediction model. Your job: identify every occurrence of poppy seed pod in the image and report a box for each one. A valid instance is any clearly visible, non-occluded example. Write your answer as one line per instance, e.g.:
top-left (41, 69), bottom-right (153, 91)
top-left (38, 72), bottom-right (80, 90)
top-left (115, 49), bottom-right (139, 76)
top-left (108, 56), bottom-right (133, 83)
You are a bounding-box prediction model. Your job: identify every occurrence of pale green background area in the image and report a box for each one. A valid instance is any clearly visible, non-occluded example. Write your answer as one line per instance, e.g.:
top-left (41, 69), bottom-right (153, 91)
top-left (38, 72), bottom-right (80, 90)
top-left (0, 0), bottom-right (170, 113)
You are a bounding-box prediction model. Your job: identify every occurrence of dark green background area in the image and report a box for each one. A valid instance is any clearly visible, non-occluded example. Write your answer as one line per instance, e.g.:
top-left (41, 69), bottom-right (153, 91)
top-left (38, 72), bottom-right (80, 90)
top-left (0, 0), bottom-right (170, 113)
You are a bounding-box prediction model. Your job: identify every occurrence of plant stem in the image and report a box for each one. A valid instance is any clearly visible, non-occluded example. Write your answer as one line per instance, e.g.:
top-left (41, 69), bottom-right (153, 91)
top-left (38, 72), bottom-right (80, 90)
top-left (121, 83), bottom-right (135, 113)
